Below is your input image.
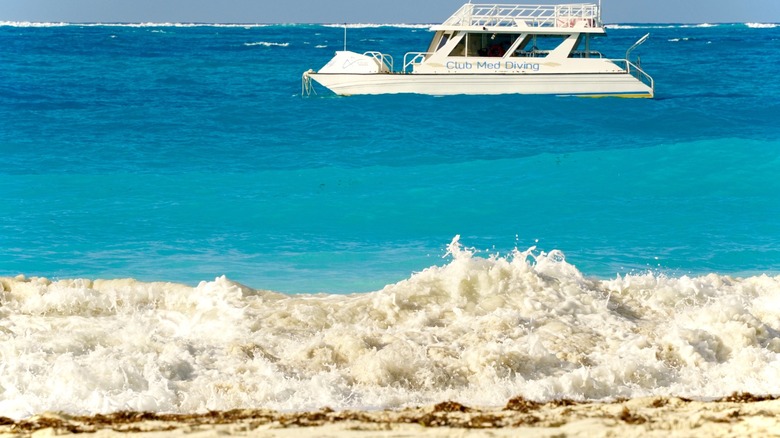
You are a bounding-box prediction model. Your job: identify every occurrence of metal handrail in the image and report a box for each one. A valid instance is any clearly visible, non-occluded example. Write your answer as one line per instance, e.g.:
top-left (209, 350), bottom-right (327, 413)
top-left (442, 3), bottom-right (601, 28)
top-left (627, 60), bottom-right (654, 91)
top-left (364, 51), bottom-right (394, 72)
top-left (403, 52), bottom-right (432, 72)
top-left (626, 33), bottom-right (650, 60)
top-left (610, 59), bottom-right (654, 91)
top-left (569, 50), bottom-right (604, 58)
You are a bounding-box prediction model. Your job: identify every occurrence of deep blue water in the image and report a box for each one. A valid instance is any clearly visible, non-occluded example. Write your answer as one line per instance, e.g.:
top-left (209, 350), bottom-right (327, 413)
top-left (1, 22), bottom-right (779, 292)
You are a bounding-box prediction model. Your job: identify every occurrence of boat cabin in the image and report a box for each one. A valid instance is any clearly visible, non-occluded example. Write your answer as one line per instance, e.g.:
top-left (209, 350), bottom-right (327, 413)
top-left (426, 30), bottom-right (602, 59)
top-left (420, 3), bottom-right (606, 63)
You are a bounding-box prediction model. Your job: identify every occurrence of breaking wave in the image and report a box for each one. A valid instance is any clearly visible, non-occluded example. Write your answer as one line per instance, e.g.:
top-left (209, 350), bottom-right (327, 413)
top-left (2, 236), bottom-right (780, 420)
top-left (746, 22), bottom-right (779, 29)
top-left (0, 21), bottom-right (271, 28)
top-left (244, 41), bottom-right (290, 47)
top-left (323, 23), bottom-right (431, 29)
top-left (606, 23), bottom-right (774, 29)
top-left (3, 21), bottom-right (777, 30)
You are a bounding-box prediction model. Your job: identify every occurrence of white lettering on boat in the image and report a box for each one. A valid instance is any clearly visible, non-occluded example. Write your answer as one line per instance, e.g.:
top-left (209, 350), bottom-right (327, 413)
top-left (504, 61), bottom-right (541, 71)
top-left (446, 60), bottom-right (541, 71)
top-left (446, 61), bottom-right (473, 69)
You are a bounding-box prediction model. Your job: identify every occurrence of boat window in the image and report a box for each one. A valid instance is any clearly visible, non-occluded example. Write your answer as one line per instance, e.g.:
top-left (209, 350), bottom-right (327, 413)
top-left (447, 33), bottom-right (519, 57)
top-left (477, 33), bottom-right (517, 57)
top-left (509, 35), bottom-right (533, 57)
top-left (467, 33), bottom-right (484, 56)
top-left (514, 35), bottom-right (566, 57)
top-left (437, 33), bottom-right (450, 50)
top-left (568, 34), bottom-right (604, 58)
top-left (449, 35), bottom-right (466, 56)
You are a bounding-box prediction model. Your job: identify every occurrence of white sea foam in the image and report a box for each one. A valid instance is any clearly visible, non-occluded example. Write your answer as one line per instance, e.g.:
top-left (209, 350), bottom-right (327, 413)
top-left (605, 23), bottom-right (727, 30)
top-left (746, 22), bottom-right (779, 29)
top-left (323, 23), bottom-right (431, 29)
top-left (0, 21), bottom-right (270, 28)
top-left (244, 41), bottom-right (290, 47)
top-left (2, 236), bottom-right (780, 420)
top-left (606, 24), bottom-right (681, 29)
top-left (8, 22), bottom-right (770, 30)
top-left (0, 21), bottom-right (71, 27)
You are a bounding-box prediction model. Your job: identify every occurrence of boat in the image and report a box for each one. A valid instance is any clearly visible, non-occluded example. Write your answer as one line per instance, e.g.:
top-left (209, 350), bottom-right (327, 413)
top-left (302, 2), bottom-right (654, 98)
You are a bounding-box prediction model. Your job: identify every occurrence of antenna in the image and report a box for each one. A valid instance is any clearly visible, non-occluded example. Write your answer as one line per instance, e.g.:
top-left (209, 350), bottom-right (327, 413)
top-left (343, 23), bottom-right (347, 51)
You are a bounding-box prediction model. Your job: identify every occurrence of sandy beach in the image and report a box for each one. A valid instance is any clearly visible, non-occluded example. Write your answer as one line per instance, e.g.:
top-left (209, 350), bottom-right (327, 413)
top-left (2, 394), bottom-right (779, 438)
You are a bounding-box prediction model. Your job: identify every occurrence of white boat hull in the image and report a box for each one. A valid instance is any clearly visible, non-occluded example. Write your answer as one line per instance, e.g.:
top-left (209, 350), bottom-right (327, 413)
top-left (303, 4), bottom-right (655, 99)
top-left (307, 72), bottom-right (653, 98)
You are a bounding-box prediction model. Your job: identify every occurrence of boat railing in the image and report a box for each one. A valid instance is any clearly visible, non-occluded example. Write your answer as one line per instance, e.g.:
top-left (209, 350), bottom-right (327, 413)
top-left (569, 50), bottom-right (604, 58)
top-left (442, 3), bottom-right (602, 29)
top-left (611, 59), bottom-right (654, 91)
top-left (403, 52), bottom-right (432, 72)
top-left (515, 48), bottom-right (602, 58)
top-left (514, 49), bottom-right (551, 57)
top-left (364, 51), bottom-right (394, 72)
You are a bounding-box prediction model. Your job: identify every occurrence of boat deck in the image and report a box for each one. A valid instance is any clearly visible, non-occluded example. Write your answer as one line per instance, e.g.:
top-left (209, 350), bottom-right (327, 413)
top-left (434, 3), bottom-right (602, 30)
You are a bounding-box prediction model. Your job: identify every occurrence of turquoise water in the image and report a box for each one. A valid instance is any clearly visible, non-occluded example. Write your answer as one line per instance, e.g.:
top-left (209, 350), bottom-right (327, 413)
top-left (3, 21), bottom-right (780, 419)
top-left (2, 22), bottom-right (779, 292)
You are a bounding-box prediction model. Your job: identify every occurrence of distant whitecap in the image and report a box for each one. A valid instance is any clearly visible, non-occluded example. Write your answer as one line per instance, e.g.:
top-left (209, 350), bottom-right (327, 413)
top-left (244, 41), bottom-right (290, 47)
top-left (745, 22), bottom-right (778, 29)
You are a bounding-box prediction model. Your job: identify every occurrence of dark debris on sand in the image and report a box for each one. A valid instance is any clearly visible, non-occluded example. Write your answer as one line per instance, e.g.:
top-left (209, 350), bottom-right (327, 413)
top-left (2, 392), bottom-right (779, 435)
top-left (717, 392), bottom-right (780, 403)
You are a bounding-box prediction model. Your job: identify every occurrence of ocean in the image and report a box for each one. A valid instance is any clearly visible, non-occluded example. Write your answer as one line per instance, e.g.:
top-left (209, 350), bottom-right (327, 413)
top-left (1, 20), bottom-right (779, 419)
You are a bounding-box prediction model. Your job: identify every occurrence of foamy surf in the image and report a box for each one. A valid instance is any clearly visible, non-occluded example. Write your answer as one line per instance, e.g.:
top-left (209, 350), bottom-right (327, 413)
top-left (244, 41), bottom-right (290, 47)
top-left (2, 236), bottom-right (780, 420)
top-left (745, 22), bottom-right (779, 29)
top-left (0, 21), bottom-right (271, 28)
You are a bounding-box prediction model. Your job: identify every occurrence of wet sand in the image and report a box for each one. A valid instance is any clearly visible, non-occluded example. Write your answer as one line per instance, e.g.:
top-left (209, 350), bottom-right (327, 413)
top-left (2, 393), bottom-right (779, 438)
